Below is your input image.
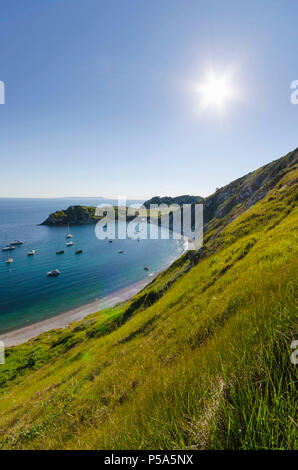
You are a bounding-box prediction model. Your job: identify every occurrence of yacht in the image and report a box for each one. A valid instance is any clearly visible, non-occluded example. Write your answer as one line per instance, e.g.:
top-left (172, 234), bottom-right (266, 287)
top-left (47, 269), bottom-right (61, 277)
top-left (66, 224), bottom-right (73, 239)
top-left (66, 241), bottom-right (74, 246)
top-left (75, 249), bottom-right (83, 254)
top-left (27, 250), bottom-right (36, 256)
top-left (10, 240), bottom-right (24, 245)
top-left (6, 257), bottom-right (13, 264)
top-left (118, 250), bottom-right (124, 254)
top-left (56, 250), bottom-right (64, 255)
top-left (2, 246), bottom-right (15, 252)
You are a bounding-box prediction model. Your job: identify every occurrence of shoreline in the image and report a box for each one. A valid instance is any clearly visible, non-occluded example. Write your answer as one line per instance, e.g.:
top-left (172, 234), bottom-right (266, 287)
top-left (0, 239), bottom-right (189, 347)
top-left (0, 276), bottom-right (154, 347)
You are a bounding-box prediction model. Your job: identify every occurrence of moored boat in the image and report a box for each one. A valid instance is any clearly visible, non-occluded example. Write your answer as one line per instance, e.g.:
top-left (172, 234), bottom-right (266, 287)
top-left (27, 250), bottom-right (36, 256)
top-left (10, 240), bottom-right (24, 245)
top-left (66, 224), bottom-right (73, 239)
top-left (2, 246), bottom-right (15, 252)
top-left (47, 269), bottom-right (61, 277)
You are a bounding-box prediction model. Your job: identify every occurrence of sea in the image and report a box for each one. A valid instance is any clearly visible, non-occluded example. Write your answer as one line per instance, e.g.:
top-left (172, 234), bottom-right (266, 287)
top-left (0, 198), bottom-right (186, 334)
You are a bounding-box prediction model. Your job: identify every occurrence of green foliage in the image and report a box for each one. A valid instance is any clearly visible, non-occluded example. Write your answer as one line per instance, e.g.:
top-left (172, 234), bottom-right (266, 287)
top-left (0, 151), bottom-right (297, 450)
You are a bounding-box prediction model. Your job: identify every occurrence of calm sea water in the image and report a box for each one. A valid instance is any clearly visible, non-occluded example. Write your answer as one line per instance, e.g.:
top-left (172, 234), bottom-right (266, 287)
top-left (0, 198), bottom-right (185, 333)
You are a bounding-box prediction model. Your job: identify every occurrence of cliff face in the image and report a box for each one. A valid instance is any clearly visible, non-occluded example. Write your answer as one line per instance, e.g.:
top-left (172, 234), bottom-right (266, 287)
top-left (42, 149), bottom-right (298, 230)
top-left (41, 205), bottom-right (100, 225)
top-left (144, 148), bottom-right (298, 238)
top-left (203, 148), bottom-right (298, 236)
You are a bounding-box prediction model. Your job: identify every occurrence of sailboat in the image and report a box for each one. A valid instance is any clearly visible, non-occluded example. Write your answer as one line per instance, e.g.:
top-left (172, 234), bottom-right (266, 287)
top-left (3, 235), bottom-right (14, 263)
top-left (66, 224), bottom-right (73, 239)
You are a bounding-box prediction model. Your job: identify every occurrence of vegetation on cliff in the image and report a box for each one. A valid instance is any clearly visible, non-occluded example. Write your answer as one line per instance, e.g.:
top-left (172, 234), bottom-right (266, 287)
top-left (0, 148), bottom-right (297, 450)
top-left (41, 205), bottom-right (138, 226)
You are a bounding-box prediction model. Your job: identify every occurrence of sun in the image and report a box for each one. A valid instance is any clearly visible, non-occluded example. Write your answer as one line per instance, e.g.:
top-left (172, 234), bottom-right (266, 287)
top-left (196, 71), bottom-right (236, 111)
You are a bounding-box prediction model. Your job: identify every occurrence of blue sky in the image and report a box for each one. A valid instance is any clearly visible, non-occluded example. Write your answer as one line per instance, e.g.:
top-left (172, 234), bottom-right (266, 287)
top-left (0, 0), bottom-right (297, 198)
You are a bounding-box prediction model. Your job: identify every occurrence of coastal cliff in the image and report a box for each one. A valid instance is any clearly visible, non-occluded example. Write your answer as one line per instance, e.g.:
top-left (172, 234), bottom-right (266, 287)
top-left (43, 149), bottom-right (298, 231)
top-left (41, 205), bottom-right (101, 225)
top-left (41, 205), bottom-right (138, 226)
top-left (0, 147), bottom-right (297, 449)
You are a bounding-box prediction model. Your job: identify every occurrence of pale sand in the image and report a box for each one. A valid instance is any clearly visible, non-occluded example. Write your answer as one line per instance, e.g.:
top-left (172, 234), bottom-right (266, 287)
top-left (0, 239), bottom-right (190, 348)
top-left (0, 276), bottom-right (154, 347)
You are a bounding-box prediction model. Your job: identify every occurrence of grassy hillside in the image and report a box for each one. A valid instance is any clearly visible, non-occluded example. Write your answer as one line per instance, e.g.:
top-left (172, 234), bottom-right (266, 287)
top-left (0, 150), bottom-right (297, 450)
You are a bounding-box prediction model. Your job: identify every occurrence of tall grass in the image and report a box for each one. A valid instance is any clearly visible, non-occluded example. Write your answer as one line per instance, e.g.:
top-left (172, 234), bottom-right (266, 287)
top-left (0, 166), bottom-right (297, 450)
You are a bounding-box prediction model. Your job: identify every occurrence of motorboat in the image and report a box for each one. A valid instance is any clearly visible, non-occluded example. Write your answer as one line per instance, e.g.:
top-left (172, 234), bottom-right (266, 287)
top-left (75, 249), bottom-right (83, 254)
top-left (66, 241), bottom-right (74, 246)
top-left (144, 267), bottom-right (150, 271)
top-left (10, 240), bottom-right (24, 245)
top-left (27, 250), bottom-right (36, 256)
top-left (56, 250), bottom-right (64, 255)
top-left (6, 257), bottom-right (13, 264)
top-left (47, 269), bottom-right (61, 277)
top-left (2, 246), bottom-right (15, 252)
top-left (118, 250), bottom-right (124, 254)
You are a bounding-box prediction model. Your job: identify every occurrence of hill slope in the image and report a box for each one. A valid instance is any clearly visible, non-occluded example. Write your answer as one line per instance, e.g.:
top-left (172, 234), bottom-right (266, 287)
top-left (0, 149), bottom-right (297, 450)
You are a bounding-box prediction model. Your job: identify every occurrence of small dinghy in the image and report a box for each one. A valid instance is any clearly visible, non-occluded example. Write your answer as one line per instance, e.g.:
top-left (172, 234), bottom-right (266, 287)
top-left (47, 269), bottom-right (61, 277)
top-left (27, 250), bottom-right (36, 256)
top-left (75, 249), bottom-right (83, 254)
top-left (56, 250), bottom-right (64, 255)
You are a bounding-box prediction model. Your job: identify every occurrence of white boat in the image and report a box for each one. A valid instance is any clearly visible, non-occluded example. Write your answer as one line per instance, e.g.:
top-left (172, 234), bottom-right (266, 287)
top-left (2, 245), bottom-right (15, 251)
top-left (10, 240), bottom-right (24, 245)
top-left (47, 269), bottom-right (61, 277)
top-left (27, 249), bottom-right (36, 256)
top-left (66, 224), bottom-right (73, 239)
top-left (6, 257), bottom-right (13, 264)
top-left (66, 241), bottom-right (74, 246)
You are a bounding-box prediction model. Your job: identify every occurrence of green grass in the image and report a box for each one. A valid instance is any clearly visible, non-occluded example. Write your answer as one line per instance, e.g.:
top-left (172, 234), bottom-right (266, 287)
top-left (0, 162), bottom-right (297, 450)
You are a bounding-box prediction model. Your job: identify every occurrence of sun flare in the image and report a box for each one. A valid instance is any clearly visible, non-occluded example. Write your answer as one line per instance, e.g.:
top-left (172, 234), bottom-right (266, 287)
top-left (196, 71), bottom-right (237, 111)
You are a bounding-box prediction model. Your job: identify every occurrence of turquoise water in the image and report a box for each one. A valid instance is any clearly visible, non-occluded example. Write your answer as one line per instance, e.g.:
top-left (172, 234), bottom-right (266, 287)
top-left (0, 198), bottom-right (185, 333)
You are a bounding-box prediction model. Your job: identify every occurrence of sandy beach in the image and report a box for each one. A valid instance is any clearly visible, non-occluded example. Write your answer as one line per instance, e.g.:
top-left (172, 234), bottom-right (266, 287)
top-left (0, 238), bottom-right (189, 348)
top-left (0, 275), bottom-right (155, 347)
